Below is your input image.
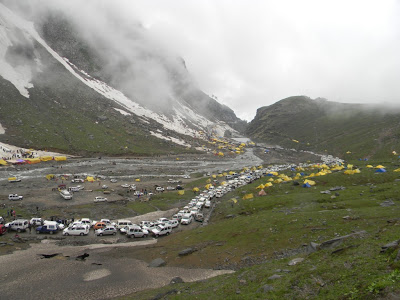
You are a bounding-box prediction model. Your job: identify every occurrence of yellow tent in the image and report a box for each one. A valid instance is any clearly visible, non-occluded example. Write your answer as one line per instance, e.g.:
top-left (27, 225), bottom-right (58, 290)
top-left (366, 165), bottom-right (374, 168)
top-left (292, 139), bottom-right (299, 143)
top-left (26, 158), bottom-right (41, 164)
top-left (223, 172), bottom-right (228, 176)
top-left (205, 183), bottom-right (213, 189)
top-left (344, 170), bottom-right (356, 175)
top-left (256, 184), bottom-right (265, 189)
top-left (242, 193), bottom-right (254, 200)
top-left (265, 182), bottom-right (273, 187)
top-left (218, 152), bottom-right (224, 156)
top-left (212, 175), bottom-right (217, 178)
top-left (192, 187), bottom-right (200, 192)
top-left (394, 168), bottom-right (400, 172)
top-left (274, 179), bottom-right (283, 184)
top-left (304, 179), bottom-right (316, 186)
top-left (375, 165), bottom-right (385, 169)
top-left (347, 164), bottom-right (353, 170)
top-left (230, 198), bottom-right (238, 204)
top-left (267, 178), bottom-right (274, 182)
top-left (218, 174), bottom-right (223, 177)
top-left (346, 151), bottom-right (352, 154)
top-left (135, 178), bottom-right (141, 182)
top-left (178, 190), bottom-right (185, 195)
top-left (0, 159), bottom-right (7, 165)
top-left (206, 178), bottom-right (211, 183)
top-left (86, 176), bottom-right (95, 182)
top-left (45, 174), bottom-right (55, 180)
top-left (54, 156), bottom-right (67, 161)
top-left (40, 156), bottom-right (53, 162)
top-left (8, 177), bottom-right (17, 181)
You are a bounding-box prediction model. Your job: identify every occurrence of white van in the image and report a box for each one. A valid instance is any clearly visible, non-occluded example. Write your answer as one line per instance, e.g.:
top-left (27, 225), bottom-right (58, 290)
top-left (116, 220), bottom-right (133, 230)
top-left (9, 194), bottom-right (23, 201)
top-left (5, 219), bottom-right (29, 232)
top-left (60, 190), bottom-right (72, 200)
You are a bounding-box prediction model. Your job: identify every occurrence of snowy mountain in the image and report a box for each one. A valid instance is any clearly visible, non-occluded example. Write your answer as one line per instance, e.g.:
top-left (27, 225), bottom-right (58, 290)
top-left (0, 1), bottom-right (245, 155)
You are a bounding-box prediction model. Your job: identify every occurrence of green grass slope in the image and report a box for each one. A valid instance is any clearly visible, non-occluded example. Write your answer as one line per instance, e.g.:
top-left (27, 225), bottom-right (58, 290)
top-left (246, 96), bottom-right (400, 160)
top-left (125, 158), bottom-right (400, 299)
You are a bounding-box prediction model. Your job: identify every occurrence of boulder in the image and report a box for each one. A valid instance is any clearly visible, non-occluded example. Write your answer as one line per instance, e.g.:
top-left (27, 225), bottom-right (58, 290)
top-left (380, 240), bottom-right (400, 253)
top-left (306, 242), bottom-right (320, 254)
top-left (170, 277), bottom-right (184, 284)
top-left (268, 274), bottom-right (282, 280)
top-left (320, 231), bottom-right (367, 250)
top-left (258, 284), bottom-right (274, 293)
top-left (148, 258), bottom-right (166, 268)
top-left (178, 248), bottom-right (197, 256)
top-left (288, 258), bottom-right (304, 266)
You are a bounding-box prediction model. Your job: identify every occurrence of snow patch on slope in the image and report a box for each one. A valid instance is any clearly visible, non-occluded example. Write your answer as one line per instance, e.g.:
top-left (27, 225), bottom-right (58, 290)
top-left (0, 122), bottom-right (5, 134)
top-left (0, 4), bottom-right (36, 97)
top-left (150, 131), bottom-right (190, 147)
top-left (114, 108), bottom-right (131, 116)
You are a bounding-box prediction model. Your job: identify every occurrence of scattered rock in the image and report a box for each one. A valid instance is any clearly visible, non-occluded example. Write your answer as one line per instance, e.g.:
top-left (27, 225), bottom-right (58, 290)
top-left (330, 186), bottom-right (346, 191)
top-left (320, 190), bottom-right (331, 194)
top-left (380, 200), bottom-right (395, 207)
top-left (288, 258), bottom-right (304, 266)
top-left (306, 242), bottom-right (320, 254)
top-left (268, 274), bottom-right (282, 280)
top-left (258, 284), bottom-right (274, 293)
top-left (152, 289), bottom-right (178, 300)
top-left (239, 279), bottom-right (247, 285)
top-left (320, 231), bottom-right (367, 250)
top-left (225, 214), bottom-right (236, 219)
top-left (170, 277), bottom-right (184, 284)
top-left (178, 248), bottom-right (197, 256)
top-left (342, 216), bottom-right (351, 220)
top-left (148, 258), bottom-right (167, 268)
top-left (380, 240), bottom-right (400, 253)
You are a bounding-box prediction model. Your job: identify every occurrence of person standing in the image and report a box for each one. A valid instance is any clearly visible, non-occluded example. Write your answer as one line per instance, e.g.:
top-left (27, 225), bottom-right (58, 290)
top-left (28, 222), bottom-right (32, 234)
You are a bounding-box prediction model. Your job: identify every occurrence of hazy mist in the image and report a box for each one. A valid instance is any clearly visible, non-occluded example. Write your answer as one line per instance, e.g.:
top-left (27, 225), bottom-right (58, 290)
top-left (3, 0), bottom-right (400, 121)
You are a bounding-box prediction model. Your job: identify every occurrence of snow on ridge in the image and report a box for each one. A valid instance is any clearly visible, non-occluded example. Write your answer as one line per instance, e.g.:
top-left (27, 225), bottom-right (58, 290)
top-left (0, 4), bottom-right (35, 98)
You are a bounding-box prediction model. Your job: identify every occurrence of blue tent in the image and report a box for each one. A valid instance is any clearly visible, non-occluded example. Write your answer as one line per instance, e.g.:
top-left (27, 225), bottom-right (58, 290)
top-left (267, 173), bottom-right (274, 176)
top-left (302, 182), bottom-right (311, 188)
top-left (375, 168), bottom-right (386, 173)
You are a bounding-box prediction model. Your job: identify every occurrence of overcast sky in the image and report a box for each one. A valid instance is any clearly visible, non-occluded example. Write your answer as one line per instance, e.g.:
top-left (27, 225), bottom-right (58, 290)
top-left (109, 0), bottom-right (399, 121)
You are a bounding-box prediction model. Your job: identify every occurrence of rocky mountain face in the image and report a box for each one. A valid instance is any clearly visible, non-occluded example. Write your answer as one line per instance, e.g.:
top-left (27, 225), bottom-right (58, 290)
top-left (247, 96), bottom-right (400, 159)
top-left (0, 1), bottom-right (245, 155)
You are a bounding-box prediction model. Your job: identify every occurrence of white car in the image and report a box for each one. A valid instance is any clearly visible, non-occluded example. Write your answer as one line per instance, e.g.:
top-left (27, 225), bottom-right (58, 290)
top-left (180, 214), bottom-right (193, 225)
top-left (205, 200), bottom-right (211, 208)
top-left (71, 178), bottom-right (84, 183)
top-left (5, 219), bottom-right (29, 232)
top-left (30, 217), bottom-right (43, 225)
top-left (63, 225), bottom-right (89, 236)
top-left (80, 218), bottom-right (92, 227)
top-left (116, 220), bottom-right (133, 230)
top-left (166, 186), bottom-right (175, 190)
top-left (169, 219), bottom-right (179, 228)
top-left (151, 225), bottom-right (172, 237)
top-left (94, 196), bottom-right (108, 202)
top-left (126, 225), bottom-right (148, 238)
top-left (95, 226), bottom-right (117, 236)
top-left (110, 179), bottom-right (118, 183)
top-left (121, 184), bottom-right (130, 188)
top-left (9, 194), bottom-right (23, 201)
top-left (155, 186), bottom-right (164, 192)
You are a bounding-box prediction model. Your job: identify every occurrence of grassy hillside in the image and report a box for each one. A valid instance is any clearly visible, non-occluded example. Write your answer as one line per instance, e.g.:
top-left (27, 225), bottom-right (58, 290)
top-left (124, 157), bottom-right (400, 299)
top-left (246, 96), bottom-right (400, 160)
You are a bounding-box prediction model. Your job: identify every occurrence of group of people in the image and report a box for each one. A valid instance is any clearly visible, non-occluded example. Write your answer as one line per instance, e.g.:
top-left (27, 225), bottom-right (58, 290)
top-left (0, 144), bottom-right (38, 161)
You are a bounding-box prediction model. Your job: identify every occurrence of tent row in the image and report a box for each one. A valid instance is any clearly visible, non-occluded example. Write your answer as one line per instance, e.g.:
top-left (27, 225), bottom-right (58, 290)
top-left (0, 156), bottom-right (67, 166)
